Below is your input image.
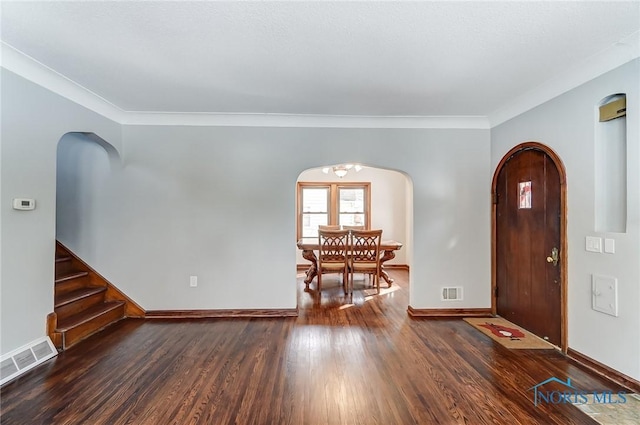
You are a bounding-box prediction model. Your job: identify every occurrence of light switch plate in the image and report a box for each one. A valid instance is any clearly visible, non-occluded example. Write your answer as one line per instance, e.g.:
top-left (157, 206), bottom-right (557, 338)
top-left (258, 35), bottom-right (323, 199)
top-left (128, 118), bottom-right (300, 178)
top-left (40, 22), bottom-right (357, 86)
top-left (604, 238), bottom-right (615, 254)
top-left (592, 274), bottom-right (618, 317)
top-left (586, 236), bottom-right (602, 253)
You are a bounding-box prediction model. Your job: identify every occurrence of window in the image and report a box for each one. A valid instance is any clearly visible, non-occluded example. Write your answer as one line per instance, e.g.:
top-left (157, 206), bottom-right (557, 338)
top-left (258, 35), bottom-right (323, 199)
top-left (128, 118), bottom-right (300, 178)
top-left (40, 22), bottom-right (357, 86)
top-left (297, 182), bottom-right (371, 239)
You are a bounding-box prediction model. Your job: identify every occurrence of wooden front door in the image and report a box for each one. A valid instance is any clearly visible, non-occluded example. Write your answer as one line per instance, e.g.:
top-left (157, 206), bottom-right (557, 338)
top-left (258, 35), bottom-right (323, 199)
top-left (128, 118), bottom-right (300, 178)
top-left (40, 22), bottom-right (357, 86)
top-left (494, 145), bottom-right (564, 347)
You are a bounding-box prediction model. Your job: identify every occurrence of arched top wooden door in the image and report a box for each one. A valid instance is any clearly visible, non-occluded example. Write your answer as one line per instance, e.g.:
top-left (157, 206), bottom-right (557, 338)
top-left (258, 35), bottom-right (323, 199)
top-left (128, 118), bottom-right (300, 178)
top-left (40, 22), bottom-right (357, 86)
top-left (492, 142), bottom-right (567, 351)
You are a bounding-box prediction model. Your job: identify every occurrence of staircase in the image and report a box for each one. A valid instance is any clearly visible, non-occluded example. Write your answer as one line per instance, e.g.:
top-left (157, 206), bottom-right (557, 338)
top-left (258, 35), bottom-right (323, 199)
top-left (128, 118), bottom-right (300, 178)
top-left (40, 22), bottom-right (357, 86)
top-left (48, 242), bottom-right (143, 350)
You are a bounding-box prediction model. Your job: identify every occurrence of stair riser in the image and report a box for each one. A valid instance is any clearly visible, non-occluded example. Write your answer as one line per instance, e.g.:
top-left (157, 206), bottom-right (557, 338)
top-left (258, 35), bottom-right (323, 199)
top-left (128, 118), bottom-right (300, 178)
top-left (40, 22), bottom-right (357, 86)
top-left (55, 259), bottom-right (74, 277)
top-left (55, 276), bottom-right (94, 298)
top-left (61, 306), bottom-right (125, 349)
top-left (56, 292), bottom-right (106, 321)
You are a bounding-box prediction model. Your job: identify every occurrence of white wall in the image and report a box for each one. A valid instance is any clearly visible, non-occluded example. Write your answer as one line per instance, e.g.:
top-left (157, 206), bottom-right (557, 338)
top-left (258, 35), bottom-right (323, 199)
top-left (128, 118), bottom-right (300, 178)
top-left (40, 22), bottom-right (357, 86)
top-left (491, 59), bottom-right (640, 380)
top-left (53, 124), bottom-right (491, 313)
top-left (296, 166), bottom-right (410, 265)
top-left (56, 133), bottom-right (121, 260)
top-left (0, 69), bottom-right (121, 356)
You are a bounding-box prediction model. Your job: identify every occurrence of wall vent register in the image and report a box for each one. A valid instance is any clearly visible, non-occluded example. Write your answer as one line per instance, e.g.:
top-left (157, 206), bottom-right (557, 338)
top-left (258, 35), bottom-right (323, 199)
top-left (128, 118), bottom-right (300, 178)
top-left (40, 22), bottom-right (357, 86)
top-left (0, 337), bottom-right (57, 386)
top-left (441, 287), bottom-right (463, 301)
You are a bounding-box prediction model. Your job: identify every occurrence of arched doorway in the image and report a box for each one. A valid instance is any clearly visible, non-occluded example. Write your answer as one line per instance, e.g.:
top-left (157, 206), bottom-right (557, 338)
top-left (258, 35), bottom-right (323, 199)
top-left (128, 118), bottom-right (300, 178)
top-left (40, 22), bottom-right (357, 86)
top-left (56, 132), bottom-right (121, 251)
top-left (491, 142), bottom-right (568, 351)
top-left (295, 164), bottom-right (413, 307)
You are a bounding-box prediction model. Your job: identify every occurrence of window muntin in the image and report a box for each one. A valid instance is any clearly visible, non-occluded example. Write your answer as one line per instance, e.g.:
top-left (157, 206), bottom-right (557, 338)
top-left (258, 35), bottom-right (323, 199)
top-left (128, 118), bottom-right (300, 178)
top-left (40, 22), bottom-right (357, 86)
top-left (297, 182), bottom-right (370, 239)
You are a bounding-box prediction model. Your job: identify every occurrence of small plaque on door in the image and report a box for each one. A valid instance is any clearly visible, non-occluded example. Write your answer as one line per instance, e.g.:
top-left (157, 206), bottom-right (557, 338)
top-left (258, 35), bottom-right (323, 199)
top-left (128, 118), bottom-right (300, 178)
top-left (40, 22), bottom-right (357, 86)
top-left (518, 181), bottom-right (531, 209)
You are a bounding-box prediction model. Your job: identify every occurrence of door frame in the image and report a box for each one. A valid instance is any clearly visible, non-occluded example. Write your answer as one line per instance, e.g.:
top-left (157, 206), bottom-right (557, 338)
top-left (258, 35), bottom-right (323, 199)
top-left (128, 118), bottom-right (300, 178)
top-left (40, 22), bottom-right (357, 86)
top-left (491, 141), bottom-right (568, 352)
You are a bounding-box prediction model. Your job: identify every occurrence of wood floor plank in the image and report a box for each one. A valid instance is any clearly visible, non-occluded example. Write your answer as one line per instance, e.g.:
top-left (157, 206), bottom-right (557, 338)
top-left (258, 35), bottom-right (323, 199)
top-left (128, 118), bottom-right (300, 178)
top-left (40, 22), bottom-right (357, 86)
top-left (1, 270), bottom-right (621, 424)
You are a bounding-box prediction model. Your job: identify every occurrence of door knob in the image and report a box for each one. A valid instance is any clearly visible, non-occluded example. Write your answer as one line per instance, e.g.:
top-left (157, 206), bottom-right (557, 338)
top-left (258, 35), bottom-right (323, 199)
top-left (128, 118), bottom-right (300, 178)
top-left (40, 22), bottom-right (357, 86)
top-left (546, 247), bottom-right (559, 266)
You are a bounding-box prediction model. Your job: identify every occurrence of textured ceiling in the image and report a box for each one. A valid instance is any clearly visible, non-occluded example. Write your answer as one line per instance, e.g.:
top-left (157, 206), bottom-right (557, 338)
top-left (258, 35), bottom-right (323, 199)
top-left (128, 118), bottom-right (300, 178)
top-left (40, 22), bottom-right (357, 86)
top-left (1, 1), bottom-right (639, 119)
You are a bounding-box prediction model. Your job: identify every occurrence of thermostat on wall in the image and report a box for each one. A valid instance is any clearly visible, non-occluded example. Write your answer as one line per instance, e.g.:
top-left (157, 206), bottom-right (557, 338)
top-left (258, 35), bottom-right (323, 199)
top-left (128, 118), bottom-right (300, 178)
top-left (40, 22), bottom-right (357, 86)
top-left (12, 198), bottom-right (35, 210)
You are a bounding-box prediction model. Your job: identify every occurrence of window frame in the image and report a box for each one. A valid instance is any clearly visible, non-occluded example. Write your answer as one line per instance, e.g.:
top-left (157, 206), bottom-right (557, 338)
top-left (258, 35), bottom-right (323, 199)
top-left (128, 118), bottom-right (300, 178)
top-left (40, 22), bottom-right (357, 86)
top-left (297, 182), bottom-right (371, 240)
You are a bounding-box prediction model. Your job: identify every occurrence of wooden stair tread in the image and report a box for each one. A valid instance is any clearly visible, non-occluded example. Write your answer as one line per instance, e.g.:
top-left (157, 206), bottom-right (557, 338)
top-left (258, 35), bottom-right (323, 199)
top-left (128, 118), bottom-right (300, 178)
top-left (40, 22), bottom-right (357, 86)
top-left (55, 286), bottom-right (106, 308)
top-left (55, 271), bottom-right (89, 283)
top-left (51, 241), bottom-right (144, 350)
top-left (56, 301), bottom-right (125, 332)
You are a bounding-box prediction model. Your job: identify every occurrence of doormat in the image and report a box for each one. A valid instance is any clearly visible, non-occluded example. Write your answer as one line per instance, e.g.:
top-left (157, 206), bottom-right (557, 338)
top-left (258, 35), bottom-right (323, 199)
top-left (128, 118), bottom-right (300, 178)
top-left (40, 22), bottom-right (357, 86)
top-left (572, 393), bottom-right (640, 425)
top-left (463, 317), bottom-right (556, 349)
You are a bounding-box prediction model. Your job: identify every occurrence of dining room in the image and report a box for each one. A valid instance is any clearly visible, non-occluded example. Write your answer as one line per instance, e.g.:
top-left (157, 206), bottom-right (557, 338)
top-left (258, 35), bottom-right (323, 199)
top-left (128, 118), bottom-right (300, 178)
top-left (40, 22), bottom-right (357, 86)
top-left (295, 164), bottom-right (412, 305)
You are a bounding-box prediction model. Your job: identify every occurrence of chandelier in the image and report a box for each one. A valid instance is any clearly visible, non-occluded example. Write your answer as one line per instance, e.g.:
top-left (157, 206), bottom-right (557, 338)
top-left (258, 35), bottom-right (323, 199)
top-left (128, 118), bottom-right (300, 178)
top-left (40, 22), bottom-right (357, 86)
top-left (322, 164), bottom-right (363, 178)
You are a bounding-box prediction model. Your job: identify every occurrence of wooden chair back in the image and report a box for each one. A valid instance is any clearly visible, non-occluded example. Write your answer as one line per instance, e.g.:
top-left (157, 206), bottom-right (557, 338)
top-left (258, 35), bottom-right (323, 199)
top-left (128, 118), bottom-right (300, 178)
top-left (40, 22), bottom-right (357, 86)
top-left (348, 229), bottom-right (383, 294)
top-left (317, 229), bottom-right (349, 294)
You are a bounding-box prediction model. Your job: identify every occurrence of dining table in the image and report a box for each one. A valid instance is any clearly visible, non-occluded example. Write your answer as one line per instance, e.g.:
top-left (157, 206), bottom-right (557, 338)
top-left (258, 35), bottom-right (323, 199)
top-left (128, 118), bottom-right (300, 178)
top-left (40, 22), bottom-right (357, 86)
top-left (297, 237), bottom-right (403, 288)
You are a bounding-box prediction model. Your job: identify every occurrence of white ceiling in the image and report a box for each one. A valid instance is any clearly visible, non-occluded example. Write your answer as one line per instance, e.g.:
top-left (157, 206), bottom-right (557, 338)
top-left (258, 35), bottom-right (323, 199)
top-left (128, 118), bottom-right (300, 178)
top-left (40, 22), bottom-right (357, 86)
top-left (1, 1), bottom-right (639, 126)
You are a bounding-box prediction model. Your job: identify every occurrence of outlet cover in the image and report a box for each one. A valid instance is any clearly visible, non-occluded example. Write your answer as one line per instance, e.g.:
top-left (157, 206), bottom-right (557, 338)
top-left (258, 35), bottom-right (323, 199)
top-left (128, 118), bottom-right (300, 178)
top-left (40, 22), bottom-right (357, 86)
top-left (189, 276), bottom-right (198, 287)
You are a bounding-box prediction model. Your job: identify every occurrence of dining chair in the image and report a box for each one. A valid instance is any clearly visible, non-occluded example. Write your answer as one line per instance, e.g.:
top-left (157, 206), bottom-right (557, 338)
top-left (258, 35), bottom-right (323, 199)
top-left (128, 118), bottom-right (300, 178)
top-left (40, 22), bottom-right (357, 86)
top-left (348, 229), bottom-right (383, 295)
top-left (342, 226), bottom-right (368, 280)
top-left (317, 229), bottom-right (350, 294)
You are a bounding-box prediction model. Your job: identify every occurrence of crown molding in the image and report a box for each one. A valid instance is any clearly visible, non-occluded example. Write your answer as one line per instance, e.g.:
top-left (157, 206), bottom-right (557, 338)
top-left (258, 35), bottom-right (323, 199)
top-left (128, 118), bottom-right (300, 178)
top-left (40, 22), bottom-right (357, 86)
top-left (1, 42), bottom-right (127, 123)
top-left (122, 112), bottom-right (489, 129)
top-left (489, 30), bottom-right (640, 127)
top-left (1, 42), bottom-right (488, 129)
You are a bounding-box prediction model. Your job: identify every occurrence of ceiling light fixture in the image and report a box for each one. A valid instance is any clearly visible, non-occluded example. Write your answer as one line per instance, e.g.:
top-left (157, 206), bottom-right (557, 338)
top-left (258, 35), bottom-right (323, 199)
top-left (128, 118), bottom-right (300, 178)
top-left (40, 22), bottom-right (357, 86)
top-left (322, 164), bottom-right (363, 178)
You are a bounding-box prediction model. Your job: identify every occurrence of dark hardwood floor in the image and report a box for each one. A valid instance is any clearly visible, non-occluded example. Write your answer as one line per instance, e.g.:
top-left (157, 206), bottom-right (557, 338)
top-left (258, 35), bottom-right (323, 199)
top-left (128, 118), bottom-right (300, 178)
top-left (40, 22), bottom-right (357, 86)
top-left (0, 270), bottom-right (623, 424)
